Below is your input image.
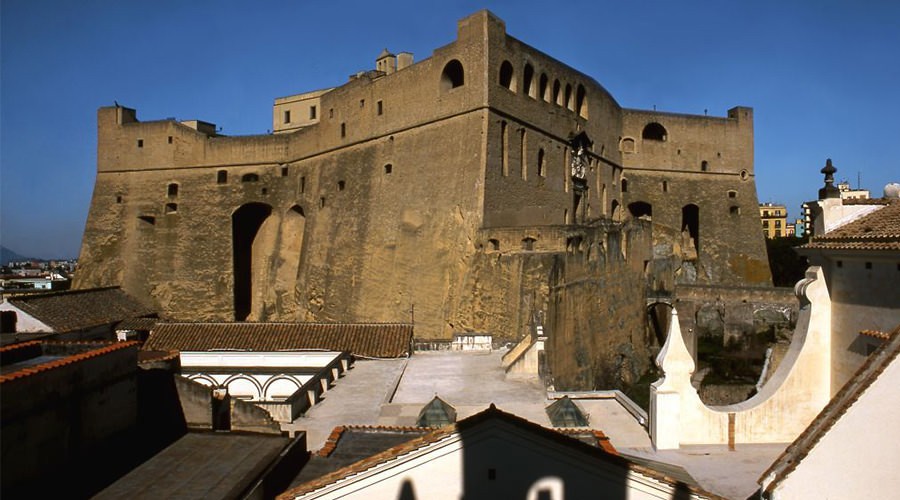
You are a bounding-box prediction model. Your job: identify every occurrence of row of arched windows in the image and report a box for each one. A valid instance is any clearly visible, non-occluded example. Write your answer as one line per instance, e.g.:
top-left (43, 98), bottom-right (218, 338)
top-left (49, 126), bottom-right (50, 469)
top-left (189, 373), bottom-right (302, 401)
top-left (498, 60), bottom-right (588, 118)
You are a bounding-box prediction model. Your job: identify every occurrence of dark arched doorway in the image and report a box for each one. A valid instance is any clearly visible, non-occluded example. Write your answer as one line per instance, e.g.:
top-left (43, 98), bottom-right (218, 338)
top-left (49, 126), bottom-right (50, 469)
top-left (232, 203), bottom-right (272, 320)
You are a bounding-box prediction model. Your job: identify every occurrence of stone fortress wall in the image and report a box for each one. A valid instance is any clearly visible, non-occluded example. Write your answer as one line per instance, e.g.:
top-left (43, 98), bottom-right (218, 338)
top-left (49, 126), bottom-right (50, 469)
top-left (75, 11), bottom-right (771, 390)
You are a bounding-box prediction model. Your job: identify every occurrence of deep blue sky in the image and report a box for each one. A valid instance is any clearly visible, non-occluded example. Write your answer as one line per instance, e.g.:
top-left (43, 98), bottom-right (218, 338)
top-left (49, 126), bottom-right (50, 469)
top-left (2, 0), bottom-right (898, 259)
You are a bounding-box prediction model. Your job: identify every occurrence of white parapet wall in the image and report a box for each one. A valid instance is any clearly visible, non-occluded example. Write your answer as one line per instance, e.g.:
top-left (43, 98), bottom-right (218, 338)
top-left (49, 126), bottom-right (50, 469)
top-left (451, 334), bottom-right (492, 351)
top-left (651, 266), bottom-right (833, 449)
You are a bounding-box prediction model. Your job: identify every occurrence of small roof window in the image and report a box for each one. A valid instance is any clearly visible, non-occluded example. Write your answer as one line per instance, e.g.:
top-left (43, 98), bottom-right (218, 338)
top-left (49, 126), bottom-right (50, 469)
top-left (417, 395), bottom-right (457, 427)
top-left (546, 396), bottom-right (589, 427)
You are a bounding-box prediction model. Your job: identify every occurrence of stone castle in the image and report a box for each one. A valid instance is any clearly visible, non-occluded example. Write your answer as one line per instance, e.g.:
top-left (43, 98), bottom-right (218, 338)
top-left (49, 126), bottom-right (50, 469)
top-left (75, 11), bottom-right (770, 389)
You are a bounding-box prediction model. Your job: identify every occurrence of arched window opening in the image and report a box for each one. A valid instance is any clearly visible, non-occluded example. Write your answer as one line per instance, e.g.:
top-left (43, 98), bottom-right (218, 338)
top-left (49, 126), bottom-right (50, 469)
top-left (701, 160), bottom-right (709, 171)
top-left (217, 170), bottom-right (227, 184)
top-left (384, 164), bottom-right (393, 174)
top-left (167, 183), bottom-right (178, 197)
top-left (611, 200), bottom-right (620, 221)
top-left (642, 122), bottom-right (668, 141)
top-left (522, 237), bottom-right (536, 251)
top-left (728, 190), bottom-right (737, 198)
top-left (682, 204), bottom-right (700, 253)
top-left (553, 80), bottom-right (561, 105)
top-left (242, 173), bottom-right (259, 183)
top-left (537, 148), bottom-right (545, 177)
top-left (539, 73), bottom-right (549, 101)
top-left (441, 59), bottom-right (465, 90)
top-left (621, 179), bottom-right (628, 192)
top-left (576, 84), bottom-right (587, 118)
top-left (564, 84), bottom-right (573, 110)
top-left (500, 121), bottom-right (508, 176)
top-left (601, 184), bottom-right (608, 215)
top-left (621, 137), bottom-right (635, 153)
top-left (519, 129), bottom-right (527, 180)
top-left (264, 377), bottom-right (301, 401)
top-left (523, 64), bottom-right (535, 98)
top-left (499, 61), bottom-right (515, 91)
top-left (224, 375), bottom-right (262, 401)
top-left (628, 201), bottom-right (652, 220)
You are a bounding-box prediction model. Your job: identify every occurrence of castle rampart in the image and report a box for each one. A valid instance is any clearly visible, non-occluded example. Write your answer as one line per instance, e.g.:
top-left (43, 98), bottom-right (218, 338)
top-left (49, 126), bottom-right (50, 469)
top-left (76, 10), bottom-right (770, 349)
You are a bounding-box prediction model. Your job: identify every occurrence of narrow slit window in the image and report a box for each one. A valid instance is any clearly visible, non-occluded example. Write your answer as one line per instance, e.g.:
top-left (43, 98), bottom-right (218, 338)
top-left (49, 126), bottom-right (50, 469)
top-left (284, 110), bottom-right (291, 124)
top-left (309, 106), bottom-right (317, 119)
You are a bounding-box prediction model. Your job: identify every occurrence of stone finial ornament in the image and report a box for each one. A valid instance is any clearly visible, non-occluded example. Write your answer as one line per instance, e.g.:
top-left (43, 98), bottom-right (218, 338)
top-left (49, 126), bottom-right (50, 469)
top-left (818, 158), bottom-right (840, 199)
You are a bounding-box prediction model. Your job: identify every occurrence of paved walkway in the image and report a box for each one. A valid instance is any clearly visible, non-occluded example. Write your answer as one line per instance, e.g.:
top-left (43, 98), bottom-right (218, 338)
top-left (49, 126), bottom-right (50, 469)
top-left (287, 349), bottom-right (786, 498)
top-left (285, 357), bottom-right (407, 449)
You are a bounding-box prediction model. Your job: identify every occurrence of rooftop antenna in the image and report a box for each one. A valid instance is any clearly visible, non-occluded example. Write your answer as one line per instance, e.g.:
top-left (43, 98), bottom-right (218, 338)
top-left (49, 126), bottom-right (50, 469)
top-left (858, 171), bottom-right (861, 189)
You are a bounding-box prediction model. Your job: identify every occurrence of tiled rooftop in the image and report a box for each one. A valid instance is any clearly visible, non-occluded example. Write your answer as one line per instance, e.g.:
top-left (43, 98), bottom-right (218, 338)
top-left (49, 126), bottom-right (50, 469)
top-left (801, 199), bottom-right (900, 251)
top-left (0, 340), bottom-right (139, 383)
top-left (5, 286), bottom-right (155, 333)
top-left (144, 322), bottom-right (414, 358)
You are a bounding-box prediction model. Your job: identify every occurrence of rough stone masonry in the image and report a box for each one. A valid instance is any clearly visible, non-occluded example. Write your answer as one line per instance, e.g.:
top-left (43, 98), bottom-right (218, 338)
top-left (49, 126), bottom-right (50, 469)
top-left (74, 11), bottom-right (771, 390)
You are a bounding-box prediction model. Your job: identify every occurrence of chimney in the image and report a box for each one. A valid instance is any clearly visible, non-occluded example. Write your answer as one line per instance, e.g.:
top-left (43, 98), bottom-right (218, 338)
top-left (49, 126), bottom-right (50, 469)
top-left (397, 52), bottom-right (414, 71)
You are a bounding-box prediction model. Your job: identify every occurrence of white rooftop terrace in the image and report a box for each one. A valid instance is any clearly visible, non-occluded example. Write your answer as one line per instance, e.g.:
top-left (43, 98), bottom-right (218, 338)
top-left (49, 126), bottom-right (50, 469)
top-left (285, 349), bottom-right (786, 499)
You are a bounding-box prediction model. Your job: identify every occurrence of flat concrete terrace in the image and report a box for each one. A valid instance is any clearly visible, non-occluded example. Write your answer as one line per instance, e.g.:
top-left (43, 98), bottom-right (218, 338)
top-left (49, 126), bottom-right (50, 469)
top-left (287, 349), bottom-right (787, 498)
top-left (284, 356), bottom-right (408, 449)
top-left (621, 443), bottom-right (789, 500)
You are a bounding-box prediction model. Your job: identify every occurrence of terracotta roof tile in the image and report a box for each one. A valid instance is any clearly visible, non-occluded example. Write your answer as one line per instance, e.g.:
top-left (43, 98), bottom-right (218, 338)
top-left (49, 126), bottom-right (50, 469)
top-left (860, 329), bottom-right (893, 341)
top-left (0, 341), bottom-right (140, 383)
top-left (801, 199), bottom-right (900, 251)
top-left (143, 322), bottom-right (414, 358)
top-left (6, 287), bottom-right (155, 333)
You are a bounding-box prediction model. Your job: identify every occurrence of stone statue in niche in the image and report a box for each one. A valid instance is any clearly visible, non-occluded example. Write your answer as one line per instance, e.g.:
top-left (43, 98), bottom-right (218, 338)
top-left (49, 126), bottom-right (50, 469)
top-left (571, 146), bottom-right (587, 180)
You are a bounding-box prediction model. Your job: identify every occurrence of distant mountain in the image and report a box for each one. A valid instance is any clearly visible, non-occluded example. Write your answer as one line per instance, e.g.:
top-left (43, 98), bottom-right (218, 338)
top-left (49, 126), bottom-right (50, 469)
top-left (1, 246), bottom-right (32, 265)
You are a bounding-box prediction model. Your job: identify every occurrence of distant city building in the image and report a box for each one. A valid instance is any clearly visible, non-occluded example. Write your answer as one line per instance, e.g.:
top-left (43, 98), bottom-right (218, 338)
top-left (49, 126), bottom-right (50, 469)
top-left (792, 218), bottom-right (806, 238)
top-left (759, 203), bottom-right (788, 238)
top-left (837, 180), bottom-right (870, 200)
